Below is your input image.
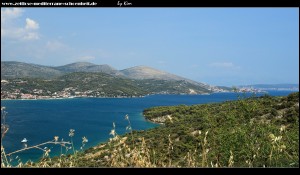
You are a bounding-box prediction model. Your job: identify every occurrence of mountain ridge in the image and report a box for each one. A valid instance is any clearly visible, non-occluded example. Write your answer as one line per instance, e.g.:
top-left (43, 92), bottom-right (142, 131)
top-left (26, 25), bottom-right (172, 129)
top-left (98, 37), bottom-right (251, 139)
top-left (1, 61), bottom-right (64, 79)
top-left (54, 62), bottom-right (122, 76)
top-left (1, 61), bottom-right (228, 93)
top-left (1, 61), bottom-right (207, 85)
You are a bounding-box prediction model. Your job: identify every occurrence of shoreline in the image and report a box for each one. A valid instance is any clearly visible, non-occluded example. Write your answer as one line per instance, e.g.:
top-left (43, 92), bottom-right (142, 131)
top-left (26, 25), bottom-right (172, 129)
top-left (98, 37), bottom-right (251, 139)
top-left (0, 92), bottom-right (221, 101)
top-left (3, 90), bottom-right (296, 101)
top-left (0, 95), bottom-right (148, 101)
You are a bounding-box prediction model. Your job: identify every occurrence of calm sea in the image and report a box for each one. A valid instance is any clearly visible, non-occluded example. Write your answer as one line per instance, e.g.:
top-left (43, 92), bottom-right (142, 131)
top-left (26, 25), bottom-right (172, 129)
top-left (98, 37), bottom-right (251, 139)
top-left (1, 91), bottom-right (296, 164)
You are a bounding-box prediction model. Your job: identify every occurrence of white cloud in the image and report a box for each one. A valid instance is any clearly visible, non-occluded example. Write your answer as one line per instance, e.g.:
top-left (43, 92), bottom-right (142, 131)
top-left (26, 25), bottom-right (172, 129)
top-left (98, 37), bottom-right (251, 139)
top-left (23, 32), bottom-right (40, 40)
top-left (1, 8), bottom-right (39, 40)
top-left (209, 62), bottom-right (241, 70)
top-left (25, 18), bottom-right (39, 30)
top-left (1, 8), bottom-right (23, 22)
top-left (1, 27), bottom-right (23, 40)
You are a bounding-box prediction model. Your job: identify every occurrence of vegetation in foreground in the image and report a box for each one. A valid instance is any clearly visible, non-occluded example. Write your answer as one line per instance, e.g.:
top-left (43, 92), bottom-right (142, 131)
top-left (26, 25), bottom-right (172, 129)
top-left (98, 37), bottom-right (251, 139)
top-left (1, 92), bottom-right (299, 167)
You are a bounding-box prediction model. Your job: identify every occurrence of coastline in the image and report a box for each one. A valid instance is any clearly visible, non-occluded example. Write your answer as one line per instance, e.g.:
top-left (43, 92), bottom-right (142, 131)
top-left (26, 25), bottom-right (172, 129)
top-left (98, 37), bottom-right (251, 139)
top-left (144, 118), bottom-right (164, 125)
top-left (3, 90), bottom-right (298, 101)
top-left (0, 95), bottom-right (148, 101)
top-left (0, 92), bottom-right (220, 101)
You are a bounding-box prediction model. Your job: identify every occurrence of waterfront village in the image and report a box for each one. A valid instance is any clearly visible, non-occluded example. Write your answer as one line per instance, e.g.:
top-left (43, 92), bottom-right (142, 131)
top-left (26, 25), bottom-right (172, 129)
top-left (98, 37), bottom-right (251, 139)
top-left (1, 82), bottom-right (148, 100)
top-left (1, 79), bottom-right (140, 99)
top-left (0, 79), bottom-right (282, 100)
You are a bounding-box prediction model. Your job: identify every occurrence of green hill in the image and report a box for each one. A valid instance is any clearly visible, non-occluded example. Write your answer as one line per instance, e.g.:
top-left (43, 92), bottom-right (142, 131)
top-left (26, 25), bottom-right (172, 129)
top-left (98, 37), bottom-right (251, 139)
top-left (85, 92), bottom-right (299, 167)
top-left (1, 72), bottom-right (212, 99)
top-left (1, 61), bottom-right (225, 93)
top-left (54, 62), bottom-right (122, 76)
top-left (1, 61), bottom-right (64, 79)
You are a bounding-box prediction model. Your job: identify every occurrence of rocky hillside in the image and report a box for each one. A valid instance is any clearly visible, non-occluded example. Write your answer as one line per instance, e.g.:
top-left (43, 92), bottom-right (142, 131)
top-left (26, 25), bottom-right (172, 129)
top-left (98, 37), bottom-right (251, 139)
top-left (1, 61), bottom-right (63, 79)
top-left (1, 61), bottom-right (228, 93)
top-left (1, 72), bottom-right (212, 99)
top-left (120, 66), bottom-right (186, 81)
top-left (54, 62), bottom-right (122, 76)
top-left (120, 66), bottom-right (209, 87)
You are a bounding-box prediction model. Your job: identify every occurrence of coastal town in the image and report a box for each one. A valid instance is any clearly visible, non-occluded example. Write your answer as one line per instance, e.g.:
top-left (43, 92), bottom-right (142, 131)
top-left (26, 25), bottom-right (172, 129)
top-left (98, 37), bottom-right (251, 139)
top-left (2, 78), bottom-right (298, 100)
top-left (1, 79), bottom-right (143, 100)
top-left (1, 78), bottom-right (229, 100)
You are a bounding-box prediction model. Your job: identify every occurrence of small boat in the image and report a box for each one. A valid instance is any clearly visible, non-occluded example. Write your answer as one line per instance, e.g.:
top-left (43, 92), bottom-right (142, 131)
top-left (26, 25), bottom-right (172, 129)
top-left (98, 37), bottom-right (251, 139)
top-left (21, 138), bottom-right (28, 143)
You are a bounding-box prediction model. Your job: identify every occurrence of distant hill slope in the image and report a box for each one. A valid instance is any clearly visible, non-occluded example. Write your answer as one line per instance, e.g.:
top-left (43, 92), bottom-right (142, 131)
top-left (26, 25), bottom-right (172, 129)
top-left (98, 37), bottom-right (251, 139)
top-left (54, 62), bottom-right (123, 76)
top-left (1, 61), bottom-right (63, 79)
top-left (120, 66), bottom-right (211, 88)
top-left (1, 72), bottom-right (211, 99)
top-left (121, 66), bottom-right (186, 81)
top-left (1, 61), bottom-right (123, 79)
top-left (1, 61), bottom-right (225, 93)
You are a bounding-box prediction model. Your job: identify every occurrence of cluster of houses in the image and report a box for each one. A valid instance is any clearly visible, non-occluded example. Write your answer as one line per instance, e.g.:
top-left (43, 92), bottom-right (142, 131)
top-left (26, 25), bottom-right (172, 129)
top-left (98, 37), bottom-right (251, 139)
top-left (1, 80), bottom-right (92, 99)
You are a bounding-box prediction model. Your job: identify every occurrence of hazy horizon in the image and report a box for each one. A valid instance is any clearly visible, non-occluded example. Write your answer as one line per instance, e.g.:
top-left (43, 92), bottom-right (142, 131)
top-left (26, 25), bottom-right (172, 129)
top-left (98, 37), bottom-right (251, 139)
top-left (1, 8), bottom-right (299, 86)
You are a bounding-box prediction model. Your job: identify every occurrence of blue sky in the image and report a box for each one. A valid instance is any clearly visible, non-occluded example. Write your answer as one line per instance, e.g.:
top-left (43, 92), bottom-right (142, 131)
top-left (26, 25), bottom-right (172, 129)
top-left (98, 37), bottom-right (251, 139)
top-left (1, 8), bottom-right (299, 86)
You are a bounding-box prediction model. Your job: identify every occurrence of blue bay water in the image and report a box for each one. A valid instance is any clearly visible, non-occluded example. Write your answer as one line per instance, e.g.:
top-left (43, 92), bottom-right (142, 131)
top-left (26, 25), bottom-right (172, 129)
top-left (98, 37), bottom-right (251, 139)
top-left (1, 91), bottom-right (296, 164)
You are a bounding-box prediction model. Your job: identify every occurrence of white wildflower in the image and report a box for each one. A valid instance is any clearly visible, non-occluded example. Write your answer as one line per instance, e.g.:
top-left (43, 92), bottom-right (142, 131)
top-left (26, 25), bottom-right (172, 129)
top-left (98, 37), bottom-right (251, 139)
top-left (110, 129), bottom-right (115, 137)
top-left (69, 129), bottom-right (75, 137)
top-left (125, 114), bottom-right (129, 120)
top-left (54, 136), bottom-right (59, 142)
top-left (82, 136), bottom-right (88, 143)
